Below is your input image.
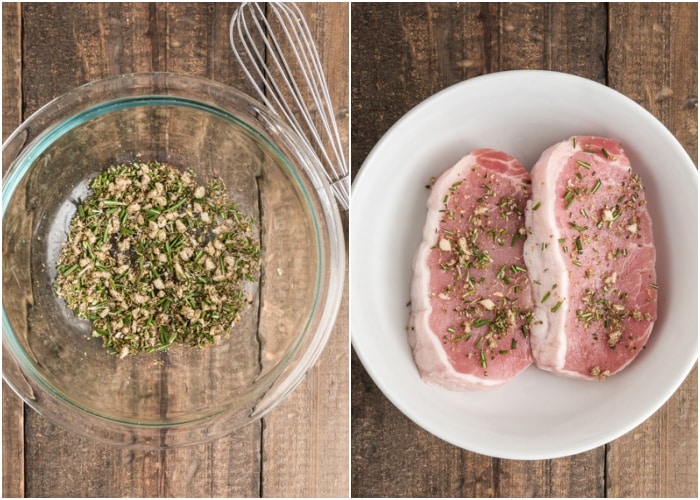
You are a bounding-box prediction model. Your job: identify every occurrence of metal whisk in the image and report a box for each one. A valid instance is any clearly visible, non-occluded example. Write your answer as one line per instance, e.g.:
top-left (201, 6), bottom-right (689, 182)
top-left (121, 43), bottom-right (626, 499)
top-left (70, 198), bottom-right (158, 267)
top-left (230, 2), bottom-right (349, 211)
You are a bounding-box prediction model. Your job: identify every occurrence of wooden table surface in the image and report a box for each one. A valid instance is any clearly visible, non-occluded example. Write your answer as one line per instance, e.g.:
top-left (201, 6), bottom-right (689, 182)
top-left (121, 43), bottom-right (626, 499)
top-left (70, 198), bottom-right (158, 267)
top-left (351, 3), bottom-right (697, 498)
top-left (2, 3), bottom-right (348, 497)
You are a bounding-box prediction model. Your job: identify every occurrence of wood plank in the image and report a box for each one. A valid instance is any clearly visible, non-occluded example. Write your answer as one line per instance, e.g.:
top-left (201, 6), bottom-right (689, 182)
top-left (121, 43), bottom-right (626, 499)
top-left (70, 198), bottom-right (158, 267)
top-left (23, 416), bottom-right (261, 497)
top-left (1, 385), bottom-right (24, 498)
top-left (2, 2), bottom-right (21, 141)
top-left (21, 3), bottom-right (155, 115)
top-left (351, 2), bottom-right (494, 180)
top-left (496, 451), bottom-right (604, 497)
top-left (259, 3), bottom-right (349, 497)
top-left (484, 2), bottom-right (608, 81)
top-left (606, 5), bottom-right (697, 496)
top-left (163, 2), bottom-right (258, 94)
top-left (2, 3), bottom-right (25, 498)
top-left (261, 275), bottom-right (349, 497)
top-left (608, 2), bottom-right (698, 162)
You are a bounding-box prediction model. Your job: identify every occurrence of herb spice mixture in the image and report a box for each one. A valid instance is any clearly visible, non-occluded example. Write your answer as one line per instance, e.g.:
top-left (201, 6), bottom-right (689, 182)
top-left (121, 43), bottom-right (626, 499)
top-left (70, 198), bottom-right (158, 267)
top-left (54, 161), bottom-right (261, 358)
top-left (524, 136), bottom-right (658, 381)
top-left (432, 172), bottom-right (534, 374)
top-left (555, 141), bottom-right (655, 375)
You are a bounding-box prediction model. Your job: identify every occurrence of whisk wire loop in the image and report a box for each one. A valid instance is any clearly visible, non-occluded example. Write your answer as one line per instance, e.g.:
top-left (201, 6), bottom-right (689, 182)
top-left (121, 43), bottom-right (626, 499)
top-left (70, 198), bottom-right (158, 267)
top-left (230, 2), bottom-right (349, 210)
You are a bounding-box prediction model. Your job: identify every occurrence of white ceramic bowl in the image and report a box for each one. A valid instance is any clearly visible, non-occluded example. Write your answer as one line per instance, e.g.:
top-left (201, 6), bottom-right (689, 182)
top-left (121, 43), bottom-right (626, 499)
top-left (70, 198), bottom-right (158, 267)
top-left (351, 70), bottom-right (697, 459)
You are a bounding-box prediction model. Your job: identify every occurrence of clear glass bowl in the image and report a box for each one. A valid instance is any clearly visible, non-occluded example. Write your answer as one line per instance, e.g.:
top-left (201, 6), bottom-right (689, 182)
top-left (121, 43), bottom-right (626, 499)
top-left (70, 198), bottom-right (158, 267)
top-left (2, 73), bottom-right (345, 448)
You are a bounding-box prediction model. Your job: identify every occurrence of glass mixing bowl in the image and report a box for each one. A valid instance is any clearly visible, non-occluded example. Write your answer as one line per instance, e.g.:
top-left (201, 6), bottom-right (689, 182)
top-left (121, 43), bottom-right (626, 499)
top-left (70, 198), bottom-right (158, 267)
top-left (2, 73), bottom-right (345, 448)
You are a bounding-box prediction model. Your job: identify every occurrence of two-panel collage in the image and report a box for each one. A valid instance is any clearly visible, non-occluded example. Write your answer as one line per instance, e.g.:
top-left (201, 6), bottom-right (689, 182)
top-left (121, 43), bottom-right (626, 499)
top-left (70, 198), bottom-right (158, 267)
top-left (1, 2), bottom-right (697, 498)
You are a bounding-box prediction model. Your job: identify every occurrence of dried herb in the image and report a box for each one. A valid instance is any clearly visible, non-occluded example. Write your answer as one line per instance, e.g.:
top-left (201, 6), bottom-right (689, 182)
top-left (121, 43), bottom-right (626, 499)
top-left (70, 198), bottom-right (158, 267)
top-left (592, 179), bottom-right (602, 194)
top-left (54, 161), bottom-right (261, 357)
top-left (434, 173), bottom-right (533, 371)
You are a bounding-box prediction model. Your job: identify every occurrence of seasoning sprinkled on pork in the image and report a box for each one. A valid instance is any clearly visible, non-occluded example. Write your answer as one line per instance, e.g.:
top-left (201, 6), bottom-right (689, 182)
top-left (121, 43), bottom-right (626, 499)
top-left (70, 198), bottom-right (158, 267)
top-left (410, 149), bottom-right (534, 390)
top-left (524, 136), bottom-right (657, 380)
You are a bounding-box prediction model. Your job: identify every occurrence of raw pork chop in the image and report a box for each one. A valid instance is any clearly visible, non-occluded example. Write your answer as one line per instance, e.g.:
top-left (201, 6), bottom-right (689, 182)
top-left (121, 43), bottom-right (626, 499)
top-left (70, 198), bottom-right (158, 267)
top-left (524, 136), bottom-right (657, 381)
top-left (410, 149), bottom-right (534, 390)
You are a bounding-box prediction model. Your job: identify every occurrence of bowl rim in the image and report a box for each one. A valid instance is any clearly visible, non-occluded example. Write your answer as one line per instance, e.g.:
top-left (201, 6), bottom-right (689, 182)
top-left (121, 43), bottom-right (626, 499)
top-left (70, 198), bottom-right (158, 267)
top-left (2, 72), bottom-right (345, 447)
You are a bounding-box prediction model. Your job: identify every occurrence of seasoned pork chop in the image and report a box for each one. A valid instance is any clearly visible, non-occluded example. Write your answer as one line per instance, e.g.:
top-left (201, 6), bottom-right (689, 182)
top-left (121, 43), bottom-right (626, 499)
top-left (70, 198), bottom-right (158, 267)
top-left (524, 136), bottom-right (657, 380)
top-left (410, 149), bottom-right (534, 390)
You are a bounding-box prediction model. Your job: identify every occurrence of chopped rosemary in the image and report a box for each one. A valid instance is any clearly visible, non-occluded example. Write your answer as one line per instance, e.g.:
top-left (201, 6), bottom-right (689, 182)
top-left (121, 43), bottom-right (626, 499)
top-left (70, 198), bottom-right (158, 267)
top-left (563, 184), bottom-right (579, 209)
top-left (451, 332), bottom-right (472, 343)
top-left (496, 264), bottom-right (507, 281)
top-left (510, 230), bottom-right (526, 247)
top-left (576, 159), bottom-right (591, 169)
top-left (54, 161), bottom-right (261, 357)
top-left (432, 167), bottom-right (533, 373)
top-left (532, 201), bottom-right (541, 211)
top-left (58, 263), bottom-right (79, 276)
top-left (473, 318), bottom-right (492, 328)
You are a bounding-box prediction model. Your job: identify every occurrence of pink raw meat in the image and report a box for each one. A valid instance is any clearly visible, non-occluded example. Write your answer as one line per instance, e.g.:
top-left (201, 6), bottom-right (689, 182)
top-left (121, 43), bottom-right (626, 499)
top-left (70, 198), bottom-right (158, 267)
top-left (523, 136), bottom-right (657, 381)
top-left (410, 149), bottom-right (534, 390)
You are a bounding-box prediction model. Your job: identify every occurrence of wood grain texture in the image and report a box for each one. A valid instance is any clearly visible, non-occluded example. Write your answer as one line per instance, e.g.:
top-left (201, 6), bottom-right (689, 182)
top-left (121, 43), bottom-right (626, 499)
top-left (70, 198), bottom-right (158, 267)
top-left (2, 2), bottom-right (21, 140)
top-left (1, 385), bottom-right (24, 498)
top-left (3, 2), bottom-right (348, 497)
top-left (260, 3), bottom-right (349, 497)
top-left (351, 2), bottom-right (697, 498)
top-left (23, 416), bottom-right (261, 497)
top-left (2, 3), bottom-right (25, 498)
top-left (482, 2), bottom-right (607, 79)
top-left (607, 2), bottom-right (698, 162)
